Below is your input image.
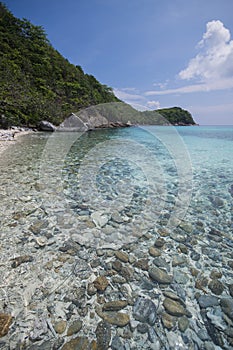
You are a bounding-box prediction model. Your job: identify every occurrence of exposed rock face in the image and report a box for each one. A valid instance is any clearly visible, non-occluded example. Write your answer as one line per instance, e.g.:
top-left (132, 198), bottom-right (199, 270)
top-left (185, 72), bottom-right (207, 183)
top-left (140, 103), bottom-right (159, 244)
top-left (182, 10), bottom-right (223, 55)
top-left (57, 113), bottom-right (88, 132)
top-left (57, 110), bottom-right (132, 132)
top-left (38, 120), bottom-right (56, 131)
top-left (77, 108), bottom-right (109, 129)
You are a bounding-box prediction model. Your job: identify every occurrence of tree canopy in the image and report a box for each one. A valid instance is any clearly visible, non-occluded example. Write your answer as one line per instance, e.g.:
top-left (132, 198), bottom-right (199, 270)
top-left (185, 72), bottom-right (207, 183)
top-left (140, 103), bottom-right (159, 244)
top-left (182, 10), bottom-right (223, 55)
top-left (0, 3), bottom-right (196, 128)
top-left (155, 107), bottom-right (196, 125)
top-left (0, 3), bottom-right (119, 127)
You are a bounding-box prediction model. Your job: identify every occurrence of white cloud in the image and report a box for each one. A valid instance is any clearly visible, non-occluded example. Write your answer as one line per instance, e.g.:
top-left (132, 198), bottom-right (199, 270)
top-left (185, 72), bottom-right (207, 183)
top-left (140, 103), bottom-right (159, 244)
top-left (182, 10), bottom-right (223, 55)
top-left (114, 88), bottom-right (148, 111)
top-left (152, 81), bottom-right (169, 89)
top-left (113, 88), bottom-right (162, 111)
top-left (113, 88), bottom-right (143, 101)
top-left (179, 20), bottom-right (233, 81)
top-left (146, 100), bottom-right (160, 109)
top-left (145, 20), bottom-right (233, 96)
top-left (145, 78), bottom-right (233, 96)
top-left (120, 87), bottom-right (137, 92)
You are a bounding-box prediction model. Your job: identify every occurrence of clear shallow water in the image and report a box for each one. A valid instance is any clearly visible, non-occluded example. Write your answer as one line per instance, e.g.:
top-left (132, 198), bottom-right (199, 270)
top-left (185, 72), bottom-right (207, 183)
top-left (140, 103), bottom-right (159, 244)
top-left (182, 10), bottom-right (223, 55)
top-left (176, 126), bottom-right (233, 232)
top-left (61, 125), bottom-right (233, 238)
top-left (1, 125), bottom-right (231, 247)
top-left (0, 126), bottom-right (233, 349)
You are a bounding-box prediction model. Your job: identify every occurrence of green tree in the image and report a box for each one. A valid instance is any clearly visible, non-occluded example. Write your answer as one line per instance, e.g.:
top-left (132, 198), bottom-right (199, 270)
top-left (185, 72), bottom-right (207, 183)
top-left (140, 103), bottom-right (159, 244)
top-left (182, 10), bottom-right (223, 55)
top-left (0, 2), bottom-right (119, 127)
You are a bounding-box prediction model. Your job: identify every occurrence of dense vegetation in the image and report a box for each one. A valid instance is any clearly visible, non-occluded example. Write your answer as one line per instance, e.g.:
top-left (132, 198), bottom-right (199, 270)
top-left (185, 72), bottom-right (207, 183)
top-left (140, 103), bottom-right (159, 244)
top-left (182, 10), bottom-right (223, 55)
top-left (155, 107), bottom-right (196, 125)
top-left (0, 3), bottom-right (196, 128)
top-left (0, 3), bottom-right (119, 127)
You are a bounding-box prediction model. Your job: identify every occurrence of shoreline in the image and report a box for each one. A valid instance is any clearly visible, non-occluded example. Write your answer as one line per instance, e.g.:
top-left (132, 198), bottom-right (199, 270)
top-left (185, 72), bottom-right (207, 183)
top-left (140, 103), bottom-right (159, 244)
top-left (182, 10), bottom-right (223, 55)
top-left (0, 128), bottom-right (33, 156)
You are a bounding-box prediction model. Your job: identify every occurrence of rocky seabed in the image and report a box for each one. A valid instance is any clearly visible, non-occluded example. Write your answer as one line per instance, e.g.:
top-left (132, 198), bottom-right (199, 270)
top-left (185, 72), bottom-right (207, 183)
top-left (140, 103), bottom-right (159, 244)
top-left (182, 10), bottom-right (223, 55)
top-left (0, 133), bottom-right (232, 350)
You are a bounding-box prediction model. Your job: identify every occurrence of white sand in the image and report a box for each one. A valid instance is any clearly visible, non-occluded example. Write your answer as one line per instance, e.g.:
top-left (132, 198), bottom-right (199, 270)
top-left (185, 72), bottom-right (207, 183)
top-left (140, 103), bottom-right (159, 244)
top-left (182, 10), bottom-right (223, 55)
top-left (0, 129), bottom-right (33, 156)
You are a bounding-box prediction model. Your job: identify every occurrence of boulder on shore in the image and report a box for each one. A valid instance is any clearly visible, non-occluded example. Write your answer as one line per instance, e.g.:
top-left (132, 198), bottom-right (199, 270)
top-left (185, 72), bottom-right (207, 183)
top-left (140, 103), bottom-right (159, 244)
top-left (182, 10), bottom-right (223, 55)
top-left (38, 121), bottom-right (56, 132)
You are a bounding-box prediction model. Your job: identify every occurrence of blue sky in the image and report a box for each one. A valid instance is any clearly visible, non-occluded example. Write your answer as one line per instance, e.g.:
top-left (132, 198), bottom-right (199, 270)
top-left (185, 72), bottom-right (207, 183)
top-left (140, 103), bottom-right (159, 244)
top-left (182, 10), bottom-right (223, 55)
top-left (4, 0), bottom-right (233, 125)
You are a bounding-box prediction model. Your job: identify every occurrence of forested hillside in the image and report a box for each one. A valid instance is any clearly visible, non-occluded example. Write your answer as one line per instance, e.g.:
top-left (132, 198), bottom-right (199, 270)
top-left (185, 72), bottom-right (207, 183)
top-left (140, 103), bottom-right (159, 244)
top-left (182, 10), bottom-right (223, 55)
top-left (0, 3), bottom-right (196, 128)
top-left (156, 107), bottom-right (196, 125)
top-left (0, 3), bottom-right (119, 127)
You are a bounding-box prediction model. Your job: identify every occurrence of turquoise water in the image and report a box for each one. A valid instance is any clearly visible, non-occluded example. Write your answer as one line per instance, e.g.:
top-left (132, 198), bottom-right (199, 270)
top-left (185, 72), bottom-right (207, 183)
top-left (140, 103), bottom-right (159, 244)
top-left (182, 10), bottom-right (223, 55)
top-left (61, 125), bottom-right (233, 239)
top-left (0, 125), bottom-right (233, 349)
top-left (0, 125), bottom-right (232, 249)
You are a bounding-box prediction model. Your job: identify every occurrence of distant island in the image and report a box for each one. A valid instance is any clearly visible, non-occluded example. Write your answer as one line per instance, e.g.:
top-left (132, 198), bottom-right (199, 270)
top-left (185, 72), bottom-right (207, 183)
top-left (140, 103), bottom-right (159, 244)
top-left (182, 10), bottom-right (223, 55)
top-left (0, 3), bottom-right (196, 129)
top-left (146, 107), bottom-right (196, 126)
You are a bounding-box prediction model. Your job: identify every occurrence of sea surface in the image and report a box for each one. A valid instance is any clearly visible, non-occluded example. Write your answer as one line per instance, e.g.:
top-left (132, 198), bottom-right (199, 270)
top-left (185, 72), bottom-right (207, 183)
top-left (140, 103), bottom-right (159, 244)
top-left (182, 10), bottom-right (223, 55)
top-left (0, 125), bottom-right (232, 349)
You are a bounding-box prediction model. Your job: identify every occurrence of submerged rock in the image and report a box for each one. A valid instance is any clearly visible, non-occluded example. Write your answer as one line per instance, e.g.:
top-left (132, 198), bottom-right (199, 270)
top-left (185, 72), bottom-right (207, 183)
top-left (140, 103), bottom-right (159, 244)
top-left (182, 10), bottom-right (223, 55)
top-left (11, 255), bottom-right (33, 268)
top-left (179, 221), bottom-right (193, 233)
top-left (200, 310), bottom-right (224, 347)
top-left (115, 250), bottom-right (129, 263)
top-left (208, 279), bottom-right (224, 295)
top-left (133, 258), bottom-right (149, 271)
top-left (220, 298), bottom-right (233, 320)
top-left (0, 313), bottom-right (12, 337)
top-left (228, 184), bottom-right (233, 197)
top-left (149, 266), bottom-right (173, 284)
top-left (111, 335), bottom-right (125, 350)
top-left (67, 320), bottom-right (82, 336)
top-left (95, 321), bottom-right (111, 350)
top-left (93, 276), bottom-right (109, 291)
top-left (53, 320), bottom-right (67, 334)
top-left (29, 220), bottom-right (49, 234)
top-left (91, 211), bottom-right (109, 228)
top-left (229, 284), bottom-right (233, 297)
top-left (148, 246), bottom-right (161, 257)
top-left (161, 312), bottom-right (176, 329)
top-left (133, 297), bottom-right (157, 325)
top-left (102, 300), bottom-right (128, 312)
top-left (61, 336), bottom-right (90, 350)
top-left (163, 298), bottom-right (187, 317)
top-left (198, 295), bottom-right (219, 308)
top-left (154, 238), bottom-right (165, 248)
top-left (1, 124), bottom-right (233, 350)
top-left (209, 195), bottom-right (225, 208)
top-left (29, 318), bottom-right (48, 341)
top-left (100, 312), bottom-right (130, 327)
top-left (178, 316), bottom-right (189, 332)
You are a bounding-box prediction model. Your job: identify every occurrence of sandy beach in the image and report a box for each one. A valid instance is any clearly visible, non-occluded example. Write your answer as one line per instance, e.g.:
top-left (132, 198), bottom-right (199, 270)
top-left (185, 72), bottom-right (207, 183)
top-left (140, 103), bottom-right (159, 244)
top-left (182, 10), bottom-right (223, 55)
top-left (0, 128), bottom-right (33, 155)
